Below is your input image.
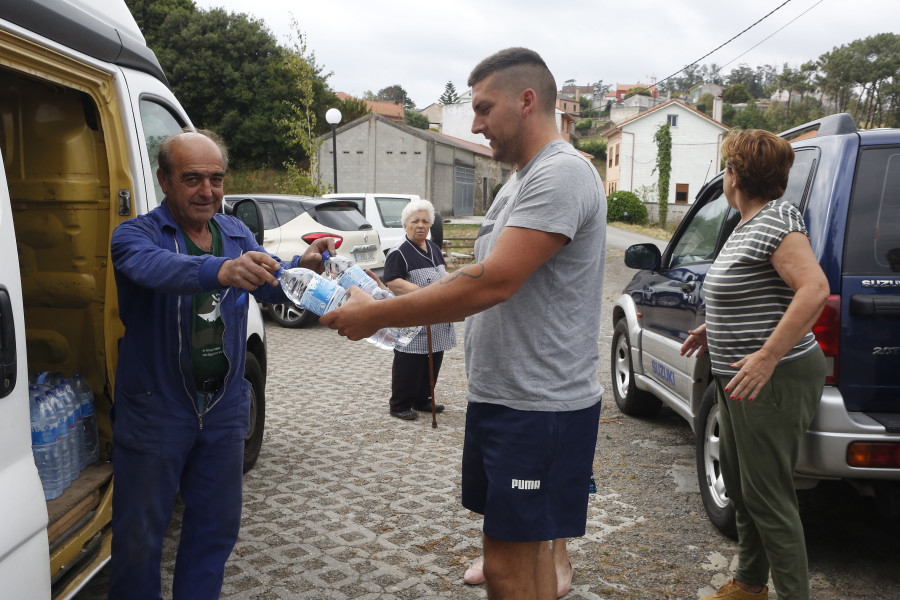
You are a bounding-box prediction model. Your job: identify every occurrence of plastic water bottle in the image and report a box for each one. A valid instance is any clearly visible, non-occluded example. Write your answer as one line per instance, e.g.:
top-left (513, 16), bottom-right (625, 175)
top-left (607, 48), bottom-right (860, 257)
top-left (278, 267), bottom-right (348, 316)
top-left (322, 252), bottom-right (381, 295)
top-left (319, 252), bottom-right (421, 349)
top-left (54, 380), bottom-right (84, 476)
top-left (42, 387), bottom-right (73, 487)
top-left (72, 374), bottom-right (100, 466)
top-left (30, 390), bottom-right (64, 500)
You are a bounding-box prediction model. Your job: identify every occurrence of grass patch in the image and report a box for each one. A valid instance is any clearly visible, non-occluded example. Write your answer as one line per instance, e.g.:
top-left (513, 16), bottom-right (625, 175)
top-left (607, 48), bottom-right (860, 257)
top-left (443, 223), bottom-right (481, 239)
top-left (225, 168), bottom-right (292, 194)
top-left (610, 221), bottom-right (677, 242)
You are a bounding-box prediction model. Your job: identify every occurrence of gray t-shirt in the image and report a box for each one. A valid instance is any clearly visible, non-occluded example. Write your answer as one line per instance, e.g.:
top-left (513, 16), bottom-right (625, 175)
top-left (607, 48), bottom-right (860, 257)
top-left (464, 140), bottom-right (607, 411)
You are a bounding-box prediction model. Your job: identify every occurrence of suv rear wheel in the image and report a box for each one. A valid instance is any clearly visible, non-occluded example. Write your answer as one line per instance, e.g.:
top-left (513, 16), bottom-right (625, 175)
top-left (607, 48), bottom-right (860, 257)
top-left (267, 301), bottom-right (318, 328)
top-left (611, 319), bottom-right (662, 417)
top-left (696, 381), bottom-right (738, 538)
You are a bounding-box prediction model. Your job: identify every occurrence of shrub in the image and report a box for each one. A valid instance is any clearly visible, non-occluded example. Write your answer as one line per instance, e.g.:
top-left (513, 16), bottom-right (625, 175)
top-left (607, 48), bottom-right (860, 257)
top-left (607, 190), bottom-right (648, 224)
top-left (576, 137), bottom-right (607, 160)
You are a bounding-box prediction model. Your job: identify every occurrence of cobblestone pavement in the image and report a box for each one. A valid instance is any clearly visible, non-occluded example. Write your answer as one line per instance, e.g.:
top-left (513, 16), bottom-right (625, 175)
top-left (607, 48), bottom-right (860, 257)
top-left (76, 243), bottom-right (899, 600)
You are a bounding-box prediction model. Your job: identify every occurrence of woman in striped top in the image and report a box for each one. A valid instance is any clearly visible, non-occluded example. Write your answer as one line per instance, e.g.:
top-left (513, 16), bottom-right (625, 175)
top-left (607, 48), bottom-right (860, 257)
top-left (681, 129), bottom-right (829, 600)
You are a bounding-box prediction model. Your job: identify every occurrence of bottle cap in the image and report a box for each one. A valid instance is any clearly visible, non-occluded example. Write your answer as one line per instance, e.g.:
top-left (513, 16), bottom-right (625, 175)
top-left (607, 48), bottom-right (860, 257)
top-left (321, 250), bottom-right (331, 262)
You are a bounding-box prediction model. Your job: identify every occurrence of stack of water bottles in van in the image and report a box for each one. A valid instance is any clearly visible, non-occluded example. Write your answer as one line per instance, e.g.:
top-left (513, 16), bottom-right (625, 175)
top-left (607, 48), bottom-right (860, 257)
top-left (28, 372), bottom-right (100, 500)
top-left (279, 251), bottom-right (420, 349)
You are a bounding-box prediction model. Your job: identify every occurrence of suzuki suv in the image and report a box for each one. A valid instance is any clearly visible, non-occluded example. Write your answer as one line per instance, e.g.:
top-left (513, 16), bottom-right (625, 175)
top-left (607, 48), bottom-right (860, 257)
top-left (611, 113), bottom-right (900, 537)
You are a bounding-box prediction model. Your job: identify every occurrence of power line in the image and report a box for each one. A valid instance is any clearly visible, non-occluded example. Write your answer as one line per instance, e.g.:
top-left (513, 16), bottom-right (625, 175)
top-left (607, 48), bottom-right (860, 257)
top-left (654, 0), bottom-right (796, 88)
top-left (711, 0), bottom-right (825, 76)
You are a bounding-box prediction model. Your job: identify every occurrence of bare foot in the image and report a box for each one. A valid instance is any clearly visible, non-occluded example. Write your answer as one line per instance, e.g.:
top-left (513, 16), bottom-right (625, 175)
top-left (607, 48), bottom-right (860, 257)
top-left (463, 557), bottom-right (484, 585)
top-left (556, 561), bottom-right (573, 597)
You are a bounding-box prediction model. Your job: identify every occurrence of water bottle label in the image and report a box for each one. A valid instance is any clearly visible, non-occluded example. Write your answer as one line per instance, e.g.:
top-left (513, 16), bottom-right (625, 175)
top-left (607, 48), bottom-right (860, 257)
top-left (336, 266), bottom-right (379, 294)
top-left (299, 278), bottom-right (344, 315)
top-left (81, 399), bottom-right (95, 416)
top-left (32, 425), bottom-right (58, 445)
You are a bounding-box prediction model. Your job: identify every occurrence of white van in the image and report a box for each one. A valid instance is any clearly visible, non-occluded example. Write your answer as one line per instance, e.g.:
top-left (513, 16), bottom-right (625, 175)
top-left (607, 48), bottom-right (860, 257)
top-left (0, 1), bottom-right (268, 597)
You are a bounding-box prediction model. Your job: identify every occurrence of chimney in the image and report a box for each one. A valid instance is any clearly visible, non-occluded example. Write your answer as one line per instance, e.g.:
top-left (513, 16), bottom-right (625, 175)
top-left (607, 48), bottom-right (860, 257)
top-left (713, 97), bottom-right (723, 122)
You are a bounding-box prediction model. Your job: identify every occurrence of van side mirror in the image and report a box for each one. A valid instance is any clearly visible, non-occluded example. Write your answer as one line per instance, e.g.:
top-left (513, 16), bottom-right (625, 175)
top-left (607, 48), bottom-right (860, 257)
top-left (624, 243), bottom-right (661, 270)
top-left (232, 198), bottom-right (264, 246)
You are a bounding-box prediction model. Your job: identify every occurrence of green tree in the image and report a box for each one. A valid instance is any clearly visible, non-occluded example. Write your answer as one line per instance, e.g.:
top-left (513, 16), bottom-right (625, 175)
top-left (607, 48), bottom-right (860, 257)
top-left (696, 93), bottom-right (716, 116)
top-left (653, 124), bottom-right (671, 226)
top-left (336, 96), bottom-right (370, 124)
top-left (723, 84), bottom-right (752, 104)
top-left (727, 99), bottom-right (770, 130)
top-left (378, 84), bottom-right (414, 109)
top-left (404, 110), bottom-right (429, 129)
top-left (439, 81), bottom-right (459, 104)
top-left (277, 23), bottom-right (331, 195)
top-left (579, 96), bottom-right (597, 118)
top-left (127, 1), bottom-right (308, 168)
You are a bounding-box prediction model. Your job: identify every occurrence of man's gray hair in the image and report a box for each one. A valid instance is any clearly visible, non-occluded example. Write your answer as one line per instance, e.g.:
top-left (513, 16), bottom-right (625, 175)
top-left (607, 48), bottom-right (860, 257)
top-left (401, 199), bottom-right (436, 226)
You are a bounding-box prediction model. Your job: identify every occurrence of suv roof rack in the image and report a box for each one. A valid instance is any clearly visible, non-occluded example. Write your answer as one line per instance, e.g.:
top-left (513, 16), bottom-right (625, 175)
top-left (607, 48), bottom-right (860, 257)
top-left (779, 113), bottom-right (858, 141)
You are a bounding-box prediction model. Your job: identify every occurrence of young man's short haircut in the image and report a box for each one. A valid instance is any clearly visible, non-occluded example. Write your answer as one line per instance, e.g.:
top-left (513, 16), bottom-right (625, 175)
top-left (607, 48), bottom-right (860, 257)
top-left (468, 47), bottom-right (557, 114)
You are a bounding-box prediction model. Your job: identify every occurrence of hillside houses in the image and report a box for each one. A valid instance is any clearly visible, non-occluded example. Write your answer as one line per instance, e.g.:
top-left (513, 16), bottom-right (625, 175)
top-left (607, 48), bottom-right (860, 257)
top-left (604, 99), bottom-right (728, 216)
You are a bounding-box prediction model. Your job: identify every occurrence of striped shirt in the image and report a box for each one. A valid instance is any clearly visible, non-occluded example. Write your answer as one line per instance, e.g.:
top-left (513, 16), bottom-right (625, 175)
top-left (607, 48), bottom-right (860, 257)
top-left (383, 237), bottom-right (457, 354)
top-left (704, 198), bottom-right (818, 376)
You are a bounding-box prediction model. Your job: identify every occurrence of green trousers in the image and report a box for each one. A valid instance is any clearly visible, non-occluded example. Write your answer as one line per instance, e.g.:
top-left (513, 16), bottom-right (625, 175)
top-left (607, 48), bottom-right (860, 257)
top-left (715, 346), bottom-right (825, 600)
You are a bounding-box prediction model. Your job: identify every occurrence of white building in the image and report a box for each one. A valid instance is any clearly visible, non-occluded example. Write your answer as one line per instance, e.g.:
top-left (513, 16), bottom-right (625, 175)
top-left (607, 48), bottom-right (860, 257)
top-left (604, 99), bottom-right (729, 215)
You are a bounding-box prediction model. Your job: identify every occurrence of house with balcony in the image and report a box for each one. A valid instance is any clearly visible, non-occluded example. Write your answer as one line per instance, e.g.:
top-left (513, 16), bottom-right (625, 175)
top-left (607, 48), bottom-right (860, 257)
top-left (603, 99), bottom-right (729, 221)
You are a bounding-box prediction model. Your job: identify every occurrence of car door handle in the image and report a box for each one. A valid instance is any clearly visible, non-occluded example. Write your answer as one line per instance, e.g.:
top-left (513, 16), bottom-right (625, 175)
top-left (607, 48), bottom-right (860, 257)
top-left (681, 282), bottom-right (695, 293)
top-left (850, 294), bottom-right (900, 317)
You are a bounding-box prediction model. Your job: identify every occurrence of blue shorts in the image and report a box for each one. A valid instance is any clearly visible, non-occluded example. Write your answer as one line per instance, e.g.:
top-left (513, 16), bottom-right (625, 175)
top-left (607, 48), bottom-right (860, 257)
top-left (461, 400), bottom-right (602, 542)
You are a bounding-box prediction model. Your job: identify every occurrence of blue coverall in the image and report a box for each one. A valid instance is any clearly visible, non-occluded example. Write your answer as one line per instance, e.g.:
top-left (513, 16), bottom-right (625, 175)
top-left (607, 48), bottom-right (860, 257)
top-left (108, 201), bottom-right (298, 600)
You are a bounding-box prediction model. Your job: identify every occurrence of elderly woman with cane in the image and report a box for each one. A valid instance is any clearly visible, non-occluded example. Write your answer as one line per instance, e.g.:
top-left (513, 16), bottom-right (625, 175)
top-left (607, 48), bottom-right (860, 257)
top-left (682, 129), bottom-right (829, 600)
top-left (382, 199), bottom-right (456, 421)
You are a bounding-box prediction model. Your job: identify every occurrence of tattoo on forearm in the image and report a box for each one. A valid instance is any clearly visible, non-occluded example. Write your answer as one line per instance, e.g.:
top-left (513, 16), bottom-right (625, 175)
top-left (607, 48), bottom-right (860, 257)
top-left (442, 262), bottom-right (485, 283)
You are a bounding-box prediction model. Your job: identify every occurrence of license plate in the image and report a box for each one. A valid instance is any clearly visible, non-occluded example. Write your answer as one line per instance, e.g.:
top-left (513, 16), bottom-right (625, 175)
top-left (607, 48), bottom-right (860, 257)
top-left (354, 251), bottom-right (375, 264)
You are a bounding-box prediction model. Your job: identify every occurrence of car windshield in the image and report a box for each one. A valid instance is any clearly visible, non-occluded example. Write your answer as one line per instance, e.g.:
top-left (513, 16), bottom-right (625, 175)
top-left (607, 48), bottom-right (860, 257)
top-left (315, 204), bottom-right (373, 231)
top-left (375, 197), bottom-right (410, 228)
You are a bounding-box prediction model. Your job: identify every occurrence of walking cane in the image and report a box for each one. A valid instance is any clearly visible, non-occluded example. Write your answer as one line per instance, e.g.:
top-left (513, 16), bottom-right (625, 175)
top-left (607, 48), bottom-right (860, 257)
top-left (426, 325), bottom-right (437, 428)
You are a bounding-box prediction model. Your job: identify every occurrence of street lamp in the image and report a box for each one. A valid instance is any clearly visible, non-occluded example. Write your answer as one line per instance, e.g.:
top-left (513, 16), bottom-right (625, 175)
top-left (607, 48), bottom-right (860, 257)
top-left (325, 108), bottom-right (342, 192)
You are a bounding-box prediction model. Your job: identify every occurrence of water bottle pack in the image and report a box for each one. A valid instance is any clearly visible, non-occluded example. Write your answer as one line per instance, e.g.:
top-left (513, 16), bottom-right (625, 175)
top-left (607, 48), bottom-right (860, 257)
top-left (278, 252), bottom-right (421, 350)
top-left (28, 371), bottom-right (100, 500)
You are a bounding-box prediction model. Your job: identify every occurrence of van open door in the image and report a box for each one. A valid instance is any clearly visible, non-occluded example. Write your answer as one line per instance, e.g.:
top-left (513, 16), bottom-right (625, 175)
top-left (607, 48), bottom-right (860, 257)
top-left (0, 145), bottom-right (52, 598)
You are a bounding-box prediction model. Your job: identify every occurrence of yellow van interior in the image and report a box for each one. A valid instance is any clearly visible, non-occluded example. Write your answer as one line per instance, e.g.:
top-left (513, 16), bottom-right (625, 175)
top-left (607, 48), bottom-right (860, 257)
top-left (0, 29), bottom-right (130, 596)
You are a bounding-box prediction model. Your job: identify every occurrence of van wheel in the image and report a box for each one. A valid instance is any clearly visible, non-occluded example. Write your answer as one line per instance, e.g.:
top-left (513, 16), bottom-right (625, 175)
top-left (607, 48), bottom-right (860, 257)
top-left (696, 382), bottom-right (738, 539)
top-left (611, 319), bottom-right (662, 416)
top-left (243, 352), bottom-right (265, 473)
top-left (267, 302), bottom-right (318, 328)
top-left (431, 211), bottom-right (444, 248)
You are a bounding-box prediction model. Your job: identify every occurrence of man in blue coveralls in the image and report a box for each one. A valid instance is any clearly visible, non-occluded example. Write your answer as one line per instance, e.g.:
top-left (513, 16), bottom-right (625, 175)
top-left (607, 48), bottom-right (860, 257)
top-left (108, 129), bottom-right (333, 600)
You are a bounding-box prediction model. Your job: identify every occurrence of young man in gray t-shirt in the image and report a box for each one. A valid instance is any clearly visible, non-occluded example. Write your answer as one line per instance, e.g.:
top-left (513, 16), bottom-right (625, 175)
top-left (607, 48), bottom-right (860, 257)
top-left (322, 47), bottom-right (606, 598)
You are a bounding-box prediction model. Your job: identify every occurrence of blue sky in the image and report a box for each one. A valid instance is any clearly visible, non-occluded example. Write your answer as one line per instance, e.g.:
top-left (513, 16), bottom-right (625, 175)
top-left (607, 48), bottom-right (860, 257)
top-left (193, 0), bottom-right (898, 108)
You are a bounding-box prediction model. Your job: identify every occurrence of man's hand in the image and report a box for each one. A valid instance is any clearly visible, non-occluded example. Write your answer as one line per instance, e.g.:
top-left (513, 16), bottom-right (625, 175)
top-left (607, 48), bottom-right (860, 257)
top-left (299, 237), bottom-right (337, 273)
top-left (217, 251), bottom-right (280, 290)
top-left (319, 287), bottom-right (382, 340)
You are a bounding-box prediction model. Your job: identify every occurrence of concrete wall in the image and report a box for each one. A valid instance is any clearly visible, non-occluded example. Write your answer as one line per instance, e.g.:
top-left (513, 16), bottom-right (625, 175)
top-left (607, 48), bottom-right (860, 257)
top-left (440, 102), bottom-right (485, 146)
